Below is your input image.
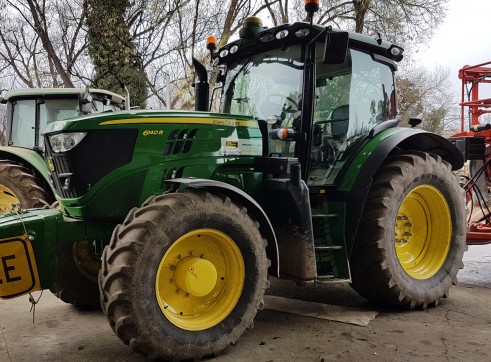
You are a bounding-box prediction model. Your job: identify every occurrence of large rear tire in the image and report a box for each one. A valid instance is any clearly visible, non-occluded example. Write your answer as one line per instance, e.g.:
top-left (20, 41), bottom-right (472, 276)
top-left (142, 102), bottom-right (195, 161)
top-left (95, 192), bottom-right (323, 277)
top-left (350, 152), bottom-right (466, 309)
top-left (0, 161), bottom-right (52, 212)
top-left (100, 189), bottom-right (269, 360)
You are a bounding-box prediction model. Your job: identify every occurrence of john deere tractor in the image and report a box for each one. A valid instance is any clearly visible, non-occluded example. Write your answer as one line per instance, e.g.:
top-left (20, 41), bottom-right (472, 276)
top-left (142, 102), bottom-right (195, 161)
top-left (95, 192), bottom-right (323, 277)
top-left (0, 88), bottom-right (126, 307)
top-left (0, 87), bottom-right (126, 211)
top-left (0, 4), bottom-right (466, 361)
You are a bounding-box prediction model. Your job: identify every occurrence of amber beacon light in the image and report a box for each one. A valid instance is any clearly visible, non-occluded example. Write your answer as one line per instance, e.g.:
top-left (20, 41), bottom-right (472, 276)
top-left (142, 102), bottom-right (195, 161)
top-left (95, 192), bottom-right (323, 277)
top-left (206, 36), bottom-right (217, 52)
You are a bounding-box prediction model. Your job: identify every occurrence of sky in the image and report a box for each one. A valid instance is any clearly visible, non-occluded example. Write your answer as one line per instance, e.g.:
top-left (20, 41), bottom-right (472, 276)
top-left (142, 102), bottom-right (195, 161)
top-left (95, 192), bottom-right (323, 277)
top-left (415, 0), bottom-right (491, 90)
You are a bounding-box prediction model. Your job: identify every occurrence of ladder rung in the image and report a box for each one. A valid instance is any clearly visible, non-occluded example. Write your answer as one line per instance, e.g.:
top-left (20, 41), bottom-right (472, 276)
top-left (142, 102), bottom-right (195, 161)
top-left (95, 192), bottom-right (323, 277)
top-left (315, 245), bottom-right (343, 250)
top-left (312, 213), bottom-right (339, 218)
top-left (316, 276), bottom-right (350, 283)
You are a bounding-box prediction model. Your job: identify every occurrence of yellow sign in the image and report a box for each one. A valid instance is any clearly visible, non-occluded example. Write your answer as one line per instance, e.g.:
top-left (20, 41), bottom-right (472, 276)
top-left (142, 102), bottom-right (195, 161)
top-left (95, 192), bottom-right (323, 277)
top-left (0, 236), bottom-right (41, 299)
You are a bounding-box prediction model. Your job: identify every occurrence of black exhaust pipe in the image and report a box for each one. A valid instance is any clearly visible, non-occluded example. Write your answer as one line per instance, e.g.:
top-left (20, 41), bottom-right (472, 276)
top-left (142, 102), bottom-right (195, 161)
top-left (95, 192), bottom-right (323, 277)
top-left (192, 57), bottom-right (209, 112)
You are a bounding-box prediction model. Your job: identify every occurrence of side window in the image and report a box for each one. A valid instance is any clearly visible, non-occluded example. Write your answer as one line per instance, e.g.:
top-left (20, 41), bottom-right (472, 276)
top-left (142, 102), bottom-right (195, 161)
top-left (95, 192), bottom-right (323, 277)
top-left (308, 48), bottom-right (396, 186)
top-left (309, 48), bottom-right (353, 185)
top-left (349, 50), bottom-right (396, 136)
top-left (11, 100), bottom-right (36, 148)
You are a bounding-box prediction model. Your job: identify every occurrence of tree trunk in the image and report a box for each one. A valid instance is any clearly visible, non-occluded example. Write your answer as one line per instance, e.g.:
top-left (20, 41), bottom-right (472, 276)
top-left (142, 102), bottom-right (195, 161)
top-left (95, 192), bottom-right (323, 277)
top-left (26, 0), bottom-right (75, 87)
top-left (353, 0), bottom-right (371, 33)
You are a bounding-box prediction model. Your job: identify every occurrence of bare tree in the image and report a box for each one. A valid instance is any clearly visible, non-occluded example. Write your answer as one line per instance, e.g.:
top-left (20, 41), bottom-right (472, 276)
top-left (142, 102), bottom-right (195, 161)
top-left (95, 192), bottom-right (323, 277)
top-left (397, 65), bottom-right (460, 136)
top-left (0, 0), bottom-right (451, 112)
top-left (0, 0), bottom-right (90, 88)
top-left (278, 0), bottom-right (447, 48)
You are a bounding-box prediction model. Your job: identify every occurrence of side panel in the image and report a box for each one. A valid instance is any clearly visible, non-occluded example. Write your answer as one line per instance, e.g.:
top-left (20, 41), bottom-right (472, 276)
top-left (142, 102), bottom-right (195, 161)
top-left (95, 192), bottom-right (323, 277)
top-left (49, 112), bottom-right (263, 219)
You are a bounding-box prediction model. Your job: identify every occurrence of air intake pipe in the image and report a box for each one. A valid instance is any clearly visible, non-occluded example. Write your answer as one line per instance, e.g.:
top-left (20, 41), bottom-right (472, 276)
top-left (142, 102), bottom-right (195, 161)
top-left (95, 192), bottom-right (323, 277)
top-left (192, 57), bottom-right (209, 112)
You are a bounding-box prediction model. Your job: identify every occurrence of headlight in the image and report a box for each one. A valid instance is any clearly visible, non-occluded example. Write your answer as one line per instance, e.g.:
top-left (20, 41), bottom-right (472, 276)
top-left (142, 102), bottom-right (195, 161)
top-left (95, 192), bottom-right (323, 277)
top-left (49, 132), bottom-right (87, 153)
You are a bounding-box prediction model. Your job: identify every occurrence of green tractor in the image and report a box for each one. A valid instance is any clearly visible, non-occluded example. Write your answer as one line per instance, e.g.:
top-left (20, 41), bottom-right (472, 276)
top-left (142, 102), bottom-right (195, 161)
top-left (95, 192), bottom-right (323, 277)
top-left (0, 88), bottom-right (126, 307)
top-left (0, 87), bottom-right (126, 212)
top-left (0, 7), bottom-right (466, 361)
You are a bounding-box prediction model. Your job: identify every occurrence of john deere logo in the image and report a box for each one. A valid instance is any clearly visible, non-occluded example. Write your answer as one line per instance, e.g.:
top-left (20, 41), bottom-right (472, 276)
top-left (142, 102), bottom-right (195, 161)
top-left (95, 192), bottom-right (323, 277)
top-left (143, 130), bottom-right (164, 136)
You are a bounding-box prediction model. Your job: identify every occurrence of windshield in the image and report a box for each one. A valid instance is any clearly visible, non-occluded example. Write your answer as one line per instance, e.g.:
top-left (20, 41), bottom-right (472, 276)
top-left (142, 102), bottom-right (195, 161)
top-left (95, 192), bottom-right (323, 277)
top-left (221, 46), bottom-right (304, 157)
top-left (219, 41), bottom-right (396, 185)
top-left (10, 100), bottom-right (37, 148)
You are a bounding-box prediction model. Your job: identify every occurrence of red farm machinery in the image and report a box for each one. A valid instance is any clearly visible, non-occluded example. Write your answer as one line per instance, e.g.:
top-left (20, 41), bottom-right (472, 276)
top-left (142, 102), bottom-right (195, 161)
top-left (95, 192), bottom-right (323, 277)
top-left (451, 61), bottom-right (491, 244)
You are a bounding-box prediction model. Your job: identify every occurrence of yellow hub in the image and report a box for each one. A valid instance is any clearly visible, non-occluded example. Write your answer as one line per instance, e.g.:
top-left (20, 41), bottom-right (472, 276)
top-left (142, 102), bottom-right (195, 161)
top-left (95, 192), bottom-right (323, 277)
top-left (174, 257), bottom-right (218, 297)
top-left (395, 185), bottom-right (451, 279)
top-left (155, 229), bottom-right (245, 331)
top-left (0, 184), bottom-right (20, 213)
top-left (72, 240), bottom-right (102, 283)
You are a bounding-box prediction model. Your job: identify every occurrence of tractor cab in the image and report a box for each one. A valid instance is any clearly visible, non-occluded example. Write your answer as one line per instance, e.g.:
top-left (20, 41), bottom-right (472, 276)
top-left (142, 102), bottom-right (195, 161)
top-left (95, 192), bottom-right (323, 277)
top-left (212, 18), bottom-right (403, 281)
top-left (216, 21), bottom-right (399, 187)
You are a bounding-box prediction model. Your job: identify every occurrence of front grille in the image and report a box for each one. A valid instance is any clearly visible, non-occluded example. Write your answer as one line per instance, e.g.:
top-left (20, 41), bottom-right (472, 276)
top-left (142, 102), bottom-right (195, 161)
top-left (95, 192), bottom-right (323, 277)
top-left (163, 128), bottom-right (197, 156)
top-left (45, 129), bottom-right (138, 198)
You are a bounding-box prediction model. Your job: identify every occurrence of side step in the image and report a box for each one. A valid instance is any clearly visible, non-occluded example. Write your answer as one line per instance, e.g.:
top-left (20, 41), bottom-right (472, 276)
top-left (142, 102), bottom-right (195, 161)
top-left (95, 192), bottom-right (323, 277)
top-left (312, 210), bottom-right (350, 282)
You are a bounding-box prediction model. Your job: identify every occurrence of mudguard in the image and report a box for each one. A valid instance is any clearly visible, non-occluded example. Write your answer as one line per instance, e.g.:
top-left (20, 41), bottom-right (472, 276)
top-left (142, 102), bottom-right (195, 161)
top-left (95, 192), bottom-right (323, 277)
top-left (0, 147), bottom-right (52, 189)
top-left (167, 178), bottom-right (280, 277)
top-left (339, 128), bottom-right (464, 252)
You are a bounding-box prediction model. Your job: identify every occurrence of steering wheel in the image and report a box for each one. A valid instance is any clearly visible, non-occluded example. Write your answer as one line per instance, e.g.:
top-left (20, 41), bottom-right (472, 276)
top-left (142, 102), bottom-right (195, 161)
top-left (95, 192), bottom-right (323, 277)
top-left (265, 93), bottom-right (299, 114)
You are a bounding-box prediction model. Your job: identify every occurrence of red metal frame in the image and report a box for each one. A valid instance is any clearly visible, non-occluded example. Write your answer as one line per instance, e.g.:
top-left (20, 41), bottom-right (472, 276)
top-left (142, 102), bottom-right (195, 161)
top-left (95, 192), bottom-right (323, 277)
top-left (453, 61), bottom-right (491, 245)
top-left (454, 61), bottom-right (491, 137)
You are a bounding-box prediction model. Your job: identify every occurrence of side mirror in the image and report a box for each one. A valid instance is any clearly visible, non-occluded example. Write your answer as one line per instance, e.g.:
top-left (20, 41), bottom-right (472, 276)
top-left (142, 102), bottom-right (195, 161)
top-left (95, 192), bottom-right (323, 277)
top-left (81, 93), bottom-right (93, 114)
top-left (323, 31), bottom-right (349, 65)
top-left (408, 117), bottom-right (422, 128)
top-left (0, 96), bottom-right (5, 104)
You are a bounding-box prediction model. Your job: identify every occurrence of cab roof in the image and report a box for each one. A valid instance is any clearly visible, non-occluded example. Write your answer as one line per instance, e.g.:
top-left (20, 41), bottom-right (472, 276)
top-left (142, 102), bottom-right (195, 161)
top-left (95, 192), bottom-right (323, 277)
top-left (1, 87), bottom-right (124, 101)
top-left (213, 21), bottom-right (403, 66)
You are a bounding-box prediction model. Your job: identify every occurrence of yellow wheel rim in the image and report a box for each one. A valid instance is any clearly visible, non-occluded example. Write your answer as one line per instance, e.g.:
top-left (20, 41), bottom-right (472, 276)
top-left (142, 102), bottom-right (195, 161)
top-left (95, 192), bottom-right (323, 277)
top-left (156, 229), bottom-right (245, 331)
top-left (73, 240), bottom-right (101, 283)
top-left (0, 184), bottom-right (20, 213)
top-left (395, 185), bottom-right (451, 279)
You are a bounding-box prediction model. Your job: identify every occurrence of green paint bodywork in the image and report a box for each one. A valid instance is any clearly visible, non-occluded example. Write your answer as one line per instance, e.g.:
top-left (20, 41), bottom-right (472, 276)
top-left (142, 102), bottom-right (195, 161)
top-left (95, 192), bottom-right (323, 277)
top-left (0, 208), bottom-right (115, 289)
top-left (337, 128), bottom-right (402, 191)
top-left (46, 110), bottom-right (262, 218)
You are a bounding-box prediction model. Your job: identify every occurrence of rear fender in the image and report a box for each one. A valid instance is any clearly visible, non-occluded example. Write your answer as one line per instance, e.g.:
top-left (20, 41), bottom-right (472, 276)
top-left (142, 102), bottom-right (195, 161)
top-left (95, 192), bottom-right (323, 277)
top-left (342, 129), bottom-right (464, 253)
top-left (167, 178), bottom-right (280, 277)
top-left (0, 147), bottom-right (54, 195)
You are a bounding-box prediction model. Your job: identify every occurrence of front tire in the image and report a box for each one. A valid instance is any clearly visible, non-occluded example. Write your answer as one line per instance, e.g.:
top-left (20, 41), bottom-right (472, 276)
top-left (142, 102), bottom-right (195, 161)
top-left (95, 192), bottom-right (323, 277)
top-left (100, 189), bottom-right (269, 360)
top-left (350, 152), bottom-right (466, 309)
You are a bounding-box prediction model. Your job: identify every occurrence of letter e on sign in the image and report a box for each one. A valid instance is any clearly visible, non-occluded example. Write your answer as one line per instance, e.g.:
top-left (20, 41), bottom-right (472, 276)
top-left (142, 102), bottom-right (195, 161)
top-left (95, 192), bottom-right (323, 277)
top-left (0, 237), bottom-right (40, 299)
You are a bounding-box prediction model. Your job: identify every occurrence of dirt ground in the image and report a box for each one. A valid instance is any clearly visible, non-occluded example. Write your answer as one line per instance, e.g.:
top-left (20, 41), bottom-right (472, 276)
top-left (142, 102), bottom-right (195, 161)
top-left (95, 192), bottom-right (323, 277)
top-left (0, 245), bottom-right (490, 362)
